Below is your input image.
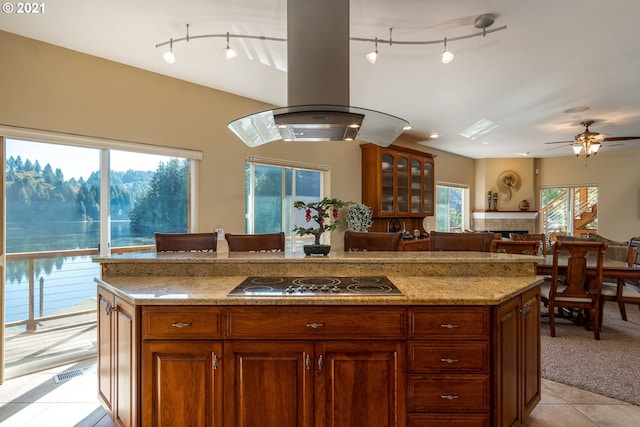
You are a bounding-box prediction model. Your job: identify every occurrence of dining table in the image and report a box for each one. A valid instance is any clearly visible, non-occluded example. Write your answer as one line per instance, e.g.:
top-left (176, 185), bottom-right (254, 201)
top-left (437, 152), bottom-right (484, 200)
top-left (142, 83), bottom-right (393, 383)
top-left (536, 255), bottom-right (640, 282)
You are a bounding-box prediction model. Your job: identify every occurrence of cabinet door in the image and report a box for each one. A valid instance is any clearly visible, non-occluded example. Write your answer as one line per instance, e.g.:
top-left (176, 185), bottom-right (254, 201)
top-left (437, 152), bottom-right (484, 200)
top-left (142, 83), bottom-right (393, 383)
top-left (114, 297), bottom-right (137, 427)
top-left (422, 159), bottom-right (434, 215)
top-left (381, 152), bottom-right (395, 214)
top-left (97, 288), bottom-right (115, 416)
top-left (396, 155), bottom-right (410, 213)
top-left (223, 342), bottom-right (314, 427)
top-left (493, 296), bottom-right (520, 427)
top-left (316, 341), bottom-right (406, 427)
top-left (521, 286), bottom-right (541, 417)
top-left (142, 341), bottom-right (222, 427)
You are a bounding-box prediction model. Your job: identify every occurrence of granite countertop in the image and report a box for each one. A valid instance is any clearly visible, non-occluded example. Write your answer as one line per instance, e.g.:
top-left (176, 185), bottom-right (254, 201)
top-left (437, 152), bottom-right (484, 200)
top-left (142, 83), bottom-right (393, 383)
top-left (96, 274), bottom-right (544, 307)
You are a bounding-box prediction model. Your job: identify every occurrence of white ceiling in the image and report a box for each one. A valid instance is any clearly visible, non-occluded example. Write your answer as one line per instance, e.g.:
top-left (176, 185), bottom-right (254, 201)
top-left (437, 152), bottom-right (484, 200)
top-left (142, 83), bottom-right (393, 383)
top-left (2, 0), bottom-right (640, 159)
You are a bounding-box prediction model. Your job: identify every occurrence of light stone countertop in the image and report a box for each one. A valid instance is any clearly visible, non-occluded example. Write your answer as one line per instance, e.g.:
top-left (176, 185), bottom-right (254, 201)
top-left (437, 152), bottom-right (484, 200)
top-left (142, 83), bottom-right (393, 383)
top-left (95, 275), bottom-right (544, 307)
top-left (95, 250), bottom-right (544, 306)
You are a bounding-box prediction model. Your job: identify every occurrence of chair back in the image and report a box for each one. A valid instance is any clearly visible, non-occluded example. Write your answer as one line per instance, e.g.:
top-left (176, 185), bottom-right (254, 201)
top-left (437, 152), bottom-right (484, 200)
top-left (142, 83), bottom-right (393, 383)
top-left (429, 231), bottom-right (495, 252)
top-left (510, 233), bottom-right (548, 256)
top-left (548, 240), bottom-right (607, 339)
top-left (225, 232), bottom-right (285, 252)
top-left (492, 239), bottom-right (539, 255)
top-left (155, 232), bottom-right (217, 252)
top-left (344, 231), bottom-right (401, 251)
top-left (625, 237), bottom-right (640, 268)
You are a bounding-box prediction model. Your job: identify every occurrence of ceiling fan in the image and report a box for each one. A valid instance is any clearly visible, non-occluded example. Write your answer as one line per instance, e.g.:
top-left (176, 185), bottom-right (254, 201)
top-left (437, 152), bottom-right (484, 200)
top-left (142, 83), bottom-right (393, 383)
top-left (545, 120), bottom-right (640, 155)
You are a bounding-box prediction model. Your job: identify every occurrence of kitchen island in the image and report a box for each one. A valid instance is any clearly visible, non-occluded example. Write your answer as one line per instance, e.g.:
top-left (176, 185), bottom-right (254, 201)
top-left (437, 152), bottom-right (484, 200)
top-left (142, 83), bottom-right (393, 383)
top-left (95, 251), bottom-right (543, 427)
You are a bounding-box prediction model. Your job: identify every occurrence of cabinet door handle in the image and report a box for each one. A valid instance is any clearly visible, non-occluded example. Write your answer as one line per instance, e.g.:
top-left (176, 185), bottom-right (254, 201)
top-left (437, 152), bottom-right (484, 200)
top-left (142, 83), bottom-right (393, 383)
top-left (440, 358), bottom-right (459, 364)
top-left (171, 322), bottom-right (192, 328)
top-left (105, 302), bottom-right (119, 316)
top-left (306, 323), bottom-right (324, 329)
top-left (440, 323), bottom-right (459, 329)
top-left (305, 354), bottom-right (311, 370)
top-left (440, 394), bottom-right (459, 400)
top-left (317, 355), bottom-right (324, 371)
top-left (212, 354), bottom-right (219, 370)
top-left (520, 305), bottom-right (531, 317)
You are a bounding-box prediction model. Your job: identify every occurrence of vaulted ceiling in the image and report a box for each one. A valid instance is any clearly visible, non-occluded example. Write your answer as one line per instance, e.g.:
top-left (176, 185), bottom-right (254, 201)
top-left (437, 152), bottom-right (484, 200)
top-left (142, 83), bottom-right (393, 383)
top-left (2, 0), bottom-right (639, 158)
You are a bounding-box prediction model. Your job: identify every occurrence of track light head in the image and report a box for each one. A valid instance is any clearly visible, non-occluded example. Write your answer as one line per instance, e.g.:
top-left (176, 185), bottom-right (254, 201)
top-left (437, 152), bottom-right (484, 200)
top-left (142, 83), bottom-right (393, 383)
top-left (441, 38), bottom-right (454, 64)
top-left (163, 39), bottom-right (175, 64)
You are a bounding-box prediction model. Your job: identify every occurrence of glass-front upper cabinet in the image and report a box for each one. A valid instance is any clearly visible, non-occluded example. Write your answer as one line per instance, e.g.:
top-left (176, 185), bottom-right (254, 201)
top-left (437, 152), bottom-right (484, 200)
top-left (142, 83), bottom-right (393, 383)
top-left (360, 144), bottom-right (435, 217)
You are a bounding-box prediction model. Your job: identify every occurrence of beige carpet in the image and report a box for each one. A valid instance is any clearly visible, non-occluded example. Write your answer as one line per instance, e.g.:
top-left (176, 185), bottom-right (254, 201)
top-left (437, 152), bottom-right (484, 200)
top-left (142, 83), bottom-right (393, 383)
top-left (540, 302), bottom-right (640, 406)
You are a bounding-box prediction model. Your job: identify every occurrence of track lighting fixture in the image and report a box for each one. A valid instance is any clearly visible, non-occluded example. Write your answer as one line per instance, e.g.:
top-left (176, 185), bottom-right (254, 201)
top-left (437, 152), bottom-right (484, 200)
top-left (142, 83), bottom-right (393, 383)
top-left (156, 14), bottom-right (505, 65)
top-left (441, 37), bottom-right (454, 64)
top-left (366, 37), bottom-right (379, 63)
top-left (224, 32), bottom-right (237, 60)
top-left (163, 38), bottom-right (175, 64)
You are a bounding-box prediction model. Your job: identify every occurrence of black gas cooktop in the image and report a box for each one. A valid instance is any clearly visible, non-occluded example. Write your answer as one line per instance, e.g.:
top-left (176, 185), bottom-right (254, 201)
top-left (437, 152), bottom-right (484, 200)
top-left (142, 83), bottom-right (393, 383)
top-left (226, 276), bottom-right (403, 297)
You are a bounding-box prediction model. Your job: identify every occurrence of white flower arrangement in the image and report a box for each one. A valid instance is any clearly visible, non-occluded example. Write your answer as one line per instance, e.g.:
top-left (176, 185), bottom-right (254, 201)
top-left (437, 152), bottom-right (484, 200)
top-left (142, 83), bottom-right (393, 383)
top-left (345, 203), bottom-right (373, 232)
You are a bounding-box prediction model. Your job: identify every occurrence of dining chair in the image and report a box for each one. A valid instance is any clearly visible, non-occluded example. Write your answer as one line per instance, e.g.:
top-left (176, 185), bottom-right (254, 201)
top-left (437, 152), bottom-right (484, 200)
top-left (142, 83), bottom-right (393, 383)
top-left (429, 231), bottom-right (496, 252)
top-left (541, 241), bottom-right (607, 340)
top-left (491, 239), bottom-right (540, 255)
top-left (225, 232), bottom-right (285, 252)
top-left (155, 232), bottom-right (217, 252)
top-left (344, 231), bottom-right (402, 251)
top-left (510, 233), bottom-right (548, 256)
top-left (602, 237), bottom-right (640, 321)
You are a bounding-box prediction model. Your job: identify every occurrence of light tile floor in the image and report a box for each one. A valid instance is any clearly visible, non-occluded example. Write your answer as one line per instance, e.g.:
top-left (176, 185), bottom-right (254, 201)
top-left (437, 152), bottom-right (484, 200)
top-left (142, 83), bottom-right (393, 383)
top-left (1, 358), bottom-right (639, 426)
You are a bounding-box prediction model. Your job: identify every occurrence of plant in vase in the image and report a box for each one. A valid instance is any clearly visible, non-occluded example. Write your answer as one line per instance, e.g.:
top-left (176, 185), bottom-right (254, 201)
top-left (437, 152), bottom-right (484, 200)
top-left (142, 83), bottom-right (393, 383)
top-left (346, 203), bottom-right (373, 232)
top-left (293, 197), bottom-right (353, 255)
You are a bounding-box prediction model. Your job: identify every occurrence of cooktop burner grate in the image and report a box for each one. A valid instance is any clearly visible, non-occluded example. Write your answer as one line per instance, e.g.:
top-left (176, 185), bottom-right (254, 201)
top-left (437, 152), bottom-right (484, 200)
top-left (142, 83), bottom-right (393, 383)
top-left (227, 276), bottom-right (403, 297)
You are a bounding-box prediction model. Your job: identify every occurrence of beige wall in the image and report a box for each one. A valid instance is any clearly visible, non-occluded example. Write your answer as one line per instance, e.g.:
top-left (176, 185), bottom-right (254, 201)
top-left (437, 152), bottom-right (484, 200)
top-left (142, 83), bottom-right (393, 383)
top-left (2, 30), bottom-right (639, 247)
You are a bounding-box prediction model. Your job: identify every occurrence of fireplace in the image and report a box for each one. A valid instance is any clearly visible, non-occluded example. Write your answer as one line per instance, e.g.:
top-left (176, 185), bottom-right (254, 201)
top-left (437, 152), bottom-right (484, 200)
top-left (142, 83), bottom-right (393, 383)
top-left (472, 211), bottom-right (538, 235)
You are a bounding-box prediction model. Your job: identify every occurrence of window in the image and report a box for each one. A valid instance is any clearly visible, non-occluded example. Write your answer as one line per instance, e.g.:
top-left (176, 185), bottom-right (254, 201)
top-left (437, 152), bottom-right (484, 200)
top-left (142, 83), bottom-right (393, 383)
top-left (541, 185), bottom-right (598, 238)
top-left (3, 132), bottom-right (200, 378)
top-left (435, 183), bottom-right (468, 232)
top-left (245, 158), bottom-right (326, 251)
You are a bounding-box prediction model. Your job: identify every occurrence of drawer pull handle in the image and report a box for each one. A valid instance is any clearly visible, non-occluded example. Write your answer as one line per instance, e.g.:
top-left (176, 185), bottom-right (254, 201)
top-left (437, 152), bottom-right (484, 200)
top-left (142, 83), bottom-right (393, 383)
top-left (440, 358), bottom-right (459, 364)
top-left (440, 323), bottom-right (460, 329)
top-left (306, 323), bottom-right (324, 329)
top-left (440, 394), bottom-right (459, 400)
top-left (171, 322), bottom-right (192, 328)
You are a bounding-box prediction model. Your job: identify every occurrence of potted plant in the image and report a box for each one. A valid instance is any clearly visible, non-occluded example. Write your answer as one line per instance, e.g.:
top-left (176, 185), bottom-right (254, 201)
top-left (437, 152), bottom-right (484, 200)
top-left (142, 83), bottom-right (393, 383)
top-left (293, 197), bottom-right (353, 255)
top-left (346, 203), bottom-right (373, 232)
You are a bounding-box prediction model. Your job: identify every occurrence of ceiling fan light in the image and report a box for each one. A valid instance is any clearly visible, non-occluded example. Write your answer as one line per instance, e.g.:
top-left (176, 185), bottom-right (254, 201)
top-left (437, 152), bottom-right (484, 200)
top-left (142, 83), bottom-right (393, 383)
top-left (572, 143), bottom-right (583, 156)
top-left (588, 141), bottom-right (601, 154)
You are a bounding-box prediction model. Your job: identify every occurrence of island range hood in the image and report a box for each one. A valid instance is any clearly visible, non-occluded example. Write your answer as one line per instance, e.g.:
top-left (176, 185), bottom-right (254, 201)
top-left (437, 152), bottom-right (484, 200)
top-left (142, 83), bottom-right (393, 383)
top-left (227, 0), bottom-right (410, 147)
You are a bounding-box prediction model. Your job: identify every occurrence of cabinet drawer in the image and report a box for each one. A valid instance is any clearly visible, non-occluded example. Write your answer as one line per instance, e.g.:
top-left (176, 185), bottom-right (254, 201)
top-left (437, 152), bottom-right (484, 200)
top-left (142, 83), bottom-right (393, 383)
top-left (408, 307), bottom-right (490, 340)
top-left (226, 306), bottom-right (406, 339)
top-left (408, 375), bottom-right (489, 413)
top-left (408, 413), bottom-right (489, 427)
top-left (142, 306), bottom-right (223, 340)
top-left (408, 342), bottom-right (489, 374)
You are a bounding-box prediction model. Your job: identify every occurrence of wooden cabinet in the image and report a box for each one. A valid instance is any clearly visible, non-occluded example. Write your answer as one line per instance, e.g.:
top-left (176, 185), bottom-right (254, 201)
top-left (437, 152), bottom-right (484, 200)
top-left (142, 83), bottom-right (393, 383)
top-left (407, 306), bottom-right (491, 426)
top-left (141, 307), bottom-right (224, 427)
top-left (399, 238), bottom-right (430, 251)
top-left (361, 144), bottom-right (434, 226)
top-left (224, 306), bottom-right (406, 427)
top-left (97, 286), bottom-right (138, 427)
top-left (493, 285), bottom-right (541, 427)
top-left (97, 288), bottom-right (540, 427)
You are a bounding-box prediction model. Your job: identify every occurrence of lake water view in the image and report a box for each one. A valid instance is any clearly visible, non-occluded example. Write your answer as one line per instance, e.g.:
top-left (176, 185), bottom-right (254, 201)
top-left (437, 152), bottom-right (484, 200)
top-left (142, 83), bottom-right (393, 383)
top-left (5, 220), bottom-right (153, 324)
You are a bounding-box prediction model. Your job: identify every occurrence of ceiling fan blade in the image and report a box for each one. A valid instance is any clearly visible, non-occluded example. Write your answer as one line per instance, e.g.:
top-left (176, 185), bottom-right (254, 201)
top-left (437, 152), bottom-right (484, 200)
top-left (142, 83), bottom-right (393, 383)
top-left (603, 136), bottom-right (640, 141)
top-left (546, 144), bottom-right (570, 151)
top-left (545, 140), bottom-right (573, 145)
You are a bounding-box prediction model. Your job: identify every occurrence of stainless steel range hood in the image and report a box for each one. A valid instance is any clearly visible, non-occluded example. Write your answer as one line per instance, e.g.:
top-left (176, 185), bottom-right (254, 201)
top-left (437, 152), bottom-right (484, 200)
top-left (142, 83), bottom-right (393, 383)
top-left (227, 0), bottom-right (410, 147)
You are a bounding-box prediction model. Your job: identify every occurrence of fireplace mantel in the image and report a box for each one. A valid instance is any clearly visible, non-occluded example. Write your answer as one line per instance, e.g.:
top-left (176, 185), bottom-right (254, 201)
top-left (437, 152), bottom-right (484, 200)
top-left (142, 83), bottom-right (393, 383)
top-left (472, 211), bottom-right (539, 220)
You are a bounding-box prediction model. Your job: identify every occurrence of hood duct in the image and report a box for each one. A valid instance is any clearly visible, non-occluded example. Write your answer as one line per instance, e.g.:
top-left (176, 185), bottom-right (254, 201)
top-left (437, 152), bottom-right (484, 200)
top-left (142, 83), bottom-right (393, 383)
top-left (227, 0), bottom-right (410, 147)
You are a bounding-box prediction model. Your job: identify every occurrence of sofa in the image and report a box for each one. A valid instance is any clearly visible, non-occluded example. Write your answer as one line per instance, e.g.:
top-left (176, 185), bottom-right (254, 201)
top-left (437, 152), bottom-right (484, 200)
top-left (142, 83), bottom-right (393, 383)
top-left (555, 233), bottom-right (629, 261)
